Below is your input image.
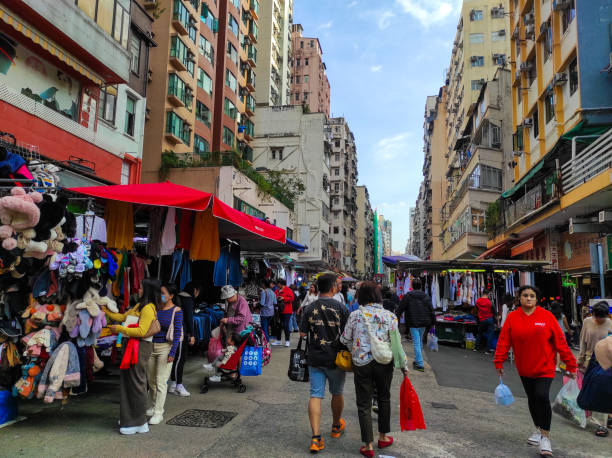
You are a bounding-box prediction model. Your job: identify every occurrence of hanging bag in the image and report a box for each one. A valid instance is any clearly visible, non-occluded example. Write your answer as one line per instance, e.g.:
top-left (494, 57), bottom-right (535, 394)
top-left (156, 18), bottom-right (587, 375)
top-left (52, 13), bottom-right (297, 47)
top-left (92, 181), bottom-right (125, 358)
top-left (360, 306), bottom-right (393, 364)
top-left (427, 330), bottom-right (439, 352)
top-left (400, 376), bottom-right (426, 431)
top-left (335, 350), bottom-right (353, 372)
top-left (207, 336), bottom-right (223, 363)
top-left (288, 337), bottom-right (309, 382)
top-left (166, 306), bottom-right (184, 342)
top-left (240, 345), bottom-right (263, 376)
top-left (552, 378), bottom-right (587, 428)
top-left (494, 376), bottom-right (515, 406)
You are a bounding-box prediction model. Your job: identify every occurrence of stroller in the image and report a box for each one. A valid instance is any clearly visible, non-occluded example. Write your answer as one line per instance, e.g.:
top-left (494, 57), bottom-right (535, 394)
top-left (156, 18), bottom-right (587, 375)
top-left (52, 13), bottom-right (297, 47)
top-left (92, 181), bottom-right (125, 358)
top-left (199, 324), bottom-right (270, 394)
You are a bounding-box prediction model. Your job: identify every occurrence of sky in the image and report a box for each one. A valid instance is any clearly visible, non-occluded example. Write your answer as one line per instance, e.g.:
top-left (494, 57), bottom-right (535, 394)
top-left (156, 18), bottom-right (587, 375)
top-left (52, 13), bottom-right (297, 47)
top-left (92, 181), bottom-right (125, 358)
top-left (293, 0), bottom-right (464, 252)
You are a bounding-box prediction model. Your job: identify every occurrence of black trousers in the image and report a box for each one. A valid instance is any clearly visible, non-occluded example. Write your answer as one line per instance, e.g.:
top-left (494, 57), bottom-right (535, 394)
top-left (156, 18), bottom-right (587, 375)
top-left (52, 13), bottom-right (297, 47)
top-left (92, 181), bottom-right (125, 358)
top-left (520, 376), bottom-right (553, 431)
top-left (170, 340), bottom-right (187, 385)
top-left (353, 360), bottom-right (394, 443)
top-left (281, 314), bottom-right (292, 341)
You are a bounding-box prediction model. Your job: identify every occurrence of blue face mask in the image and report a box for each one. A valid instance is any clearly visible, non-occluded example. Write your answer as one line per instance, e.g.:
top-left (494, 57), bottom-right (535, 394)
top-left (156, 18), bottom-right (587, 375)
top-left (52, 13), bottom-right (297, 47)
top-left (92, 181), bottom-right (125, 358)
top-left (161, 295), bottom-right (167, 303)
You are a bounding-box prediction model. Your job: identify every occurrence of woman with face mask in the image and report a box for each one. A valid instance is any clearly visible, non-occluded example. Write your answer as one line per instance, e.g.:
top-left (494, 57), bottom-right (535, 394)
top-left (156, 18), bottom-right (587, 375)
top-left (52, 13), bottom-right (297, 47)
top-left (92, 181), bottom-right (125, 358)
top-left (145, 284), bottom-right (183, 426)
top-left (494, 285), bottom-right (577, 457)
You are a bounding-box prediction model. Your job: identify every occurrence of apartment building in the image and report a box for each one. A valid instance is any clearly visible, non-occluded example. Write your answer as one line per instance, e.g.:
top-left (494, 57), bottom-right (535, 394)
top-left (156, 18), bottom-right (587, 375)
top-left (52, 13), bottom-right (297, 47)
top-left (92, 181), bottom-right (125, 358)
top-left (483, 0), bottom-right (612, 283)
top-left (379, 215), bottom-right (392, 257)
top-left (254, 0), bottom-right (293, 106)
top-left (445, 1), bottom-right (510, 156)
top-left (328, 117), bottom-right (358, 273)
top-left (0, 0), bottom-right (154, 185)
top-left (356, 185), bottom-right (374, 278)
top-left (252, 105), bottom-right (331, 267)
top-left (141, 0), bottom-right (259, 182)
top-left (410, 187), bottom-right (426, 259)
top-left (290, 24), bottom-right (330, 117)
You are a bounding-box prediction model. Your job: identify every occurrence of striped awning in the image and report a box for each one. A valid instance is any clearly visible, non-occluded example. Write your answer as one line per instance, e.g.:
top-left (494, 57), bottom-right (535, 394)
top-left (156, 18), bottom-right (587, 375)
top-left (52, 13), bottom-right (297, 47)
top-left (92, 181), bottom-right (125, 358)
top-left (511, 238), bottom-right (534, 258)
top-left (0, 6), bottom-right (102, 85)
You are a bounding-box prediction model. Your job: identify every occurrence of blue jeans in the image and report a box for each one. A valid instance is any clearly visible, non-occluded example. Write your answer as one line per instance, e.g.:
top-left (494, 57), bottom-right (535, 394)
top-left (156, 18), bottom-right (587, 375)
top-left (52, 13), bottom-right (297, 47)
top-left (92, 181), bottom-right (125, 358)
top-left (289, 313), bottom-right (298, 331)
top-left (410, 327), bottom-right (426, 367)
top-left (309, 366), bottom-right (346, 399)
top-left (260, 316), bottom-right (272, 341)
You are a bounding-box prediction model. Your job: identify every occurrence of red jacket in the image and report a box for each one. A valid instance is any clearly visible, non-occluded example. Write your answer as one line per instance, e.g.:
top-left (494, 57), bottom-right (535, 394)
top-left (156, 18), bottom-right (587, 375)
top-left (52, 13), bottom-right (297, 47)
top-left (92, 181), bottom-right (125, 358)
top-left (475, 297), bottom-right (493, 321)
top-left (494, 307), bottom-right (577, 378)
top-left (278, 287), bottom-right (295, 315)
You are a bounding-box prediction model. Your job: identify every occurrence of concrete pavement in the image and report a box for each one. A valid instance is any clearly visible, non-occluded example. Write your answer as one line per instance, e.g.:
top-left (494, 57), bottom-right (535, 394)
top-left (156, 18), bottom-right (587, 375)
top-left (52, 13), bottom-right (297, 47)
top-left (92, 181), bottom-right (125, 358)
top-left (0, 336), bottom-right (609, 457)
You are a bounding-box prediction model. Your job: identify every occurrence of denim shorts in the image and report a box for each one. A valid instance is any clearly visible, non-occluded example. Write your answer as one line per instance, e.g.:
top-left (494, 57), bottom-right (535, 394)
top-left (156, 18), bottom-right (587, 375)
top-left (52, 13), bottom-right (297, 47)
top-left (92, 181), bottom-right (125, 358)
top-left (309, 366), bottom-right (346, 399)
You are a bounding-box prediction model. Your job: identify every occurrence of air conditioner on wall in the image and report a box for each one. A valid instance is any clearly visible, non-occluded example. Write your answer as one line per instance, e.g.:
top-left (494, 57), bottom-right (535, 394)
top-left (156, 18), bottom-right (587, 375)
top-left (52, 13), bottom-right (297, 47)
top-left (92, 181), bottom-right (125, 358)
top-left (553, 0), bottom-right (572, 11)
top-left (523, 117), bottom-right (533, 126)
top-left (553, 72), bottom-right (568, 86)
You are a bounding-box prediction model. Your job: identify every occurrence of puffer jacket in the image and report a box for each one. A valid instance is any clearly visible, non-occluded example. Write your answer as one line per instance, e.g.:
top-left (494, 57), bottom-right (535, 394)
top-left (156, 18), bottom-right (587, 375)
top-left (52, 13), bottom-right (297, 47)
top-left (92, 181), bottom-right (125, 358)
top-left (397, 291), bottom-right (435, 328)
top-left (37, 341), bottom-right (80, 403)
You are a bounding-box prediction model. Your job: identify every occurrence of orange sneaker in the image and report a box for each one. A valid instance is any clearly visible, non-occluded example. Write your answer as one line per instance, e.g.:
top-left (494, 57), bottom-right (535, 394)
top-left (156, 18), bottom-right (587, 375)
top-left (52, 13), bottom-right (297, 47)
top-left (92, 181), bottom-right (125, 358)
top-left (310, 437), bottom-right (325, 453)
top-left (331, 418), bottom-right (346, 438)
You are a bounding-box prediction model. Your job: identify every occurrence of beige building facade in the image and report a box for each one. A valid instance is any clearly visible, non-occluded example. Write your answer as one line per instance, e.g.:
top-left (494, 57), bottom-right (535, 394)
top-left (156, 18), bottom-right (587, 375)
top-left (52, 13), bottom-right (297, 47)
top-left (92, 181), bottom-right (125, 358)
top-left (356, 186), bottom-right (374, 279)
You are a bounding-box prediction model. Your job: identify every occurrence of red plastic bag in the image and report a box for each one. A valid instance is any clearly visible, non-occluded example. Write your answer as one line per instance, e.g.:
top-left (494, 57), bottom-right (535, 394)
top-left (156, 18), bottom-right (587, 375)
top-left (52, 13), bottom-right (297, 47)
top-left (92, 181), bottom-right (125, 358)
top-left (400, 376), bottom-right (426, 431)
top-left (207, 336), bottom-right (223, 363)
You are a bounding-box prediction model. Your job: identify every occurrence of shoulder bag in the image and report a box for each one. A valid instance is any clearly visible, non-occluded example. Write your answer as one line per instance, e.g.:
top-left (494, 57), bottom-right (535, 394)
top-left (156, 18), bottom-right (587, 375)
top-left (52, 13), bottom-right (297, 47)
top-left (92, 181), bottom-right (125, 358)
top-left (142, 304), bottom-right (161, 338)
top-left (288, 337), bottom-right (309, 382)
top-left (166, 306), bottom-right (184, 342)
top-left (335, 350), bottom-right (353, 372)
top-left (360, 306), bottom-right (393, 364)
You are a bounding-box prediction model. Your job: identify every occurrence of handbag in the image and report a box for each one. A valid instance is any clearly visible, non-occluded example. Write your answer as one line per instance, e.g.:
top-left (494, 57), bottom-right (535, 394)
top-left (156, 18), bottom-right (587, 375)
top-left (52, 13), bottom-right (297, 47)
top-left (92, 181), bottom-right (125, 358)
top-left (288, 337), bottom-right (309, 382)
top-left (166, 306), bottom-right (184, 342)
top-left (335, 350), bottom-right (353, 372)
top-left (240, 346), bottom-right (263, 376)
top-left (360, 307), bottom-right (393, 364)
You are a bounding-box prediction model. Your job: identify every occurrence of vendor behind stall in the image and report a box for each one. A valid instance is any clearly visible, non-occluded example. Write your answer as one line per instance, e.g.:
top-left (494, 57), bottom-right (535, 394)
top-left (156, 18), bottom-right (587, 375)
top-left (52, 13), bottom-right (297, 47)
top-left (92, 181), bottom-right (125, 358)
top-left (219, 285), bottom-right (252, 334)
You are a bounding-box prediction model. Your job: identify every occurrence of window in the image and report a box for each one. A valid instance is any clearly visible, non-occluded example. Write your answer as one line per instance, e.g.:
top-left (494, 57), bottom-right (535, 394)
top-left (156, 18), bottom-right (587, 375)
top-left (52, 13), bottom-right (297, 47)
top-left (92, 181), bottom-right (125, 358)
top-left (303, 92), bottom-right (308, 100)
top-left (166, 111), bottom-right (191, 145)
top-left (196, 100), bottom-right (211, 126)
top-left (333, 197), bottom-right (339, 205)
top-left (76, 0), bottom-right (129, 48)
top-left (492, 53), bottom-right (506, 65)
top-left (333, 226), bottom-right (339, 234)
top-left (470, 33), bottom-right (484, 43)
top-left (124, 96), bottom-right (136, 136)
top-left (295, 92), bottom-right (300, 101)
top-left (334, 168), bottom-right (339, 176)
top-left (231, 0), bottom-right (240, 9)
top-left (471, 56), bottom-right (484, 67)
top-left (222, 126), bottom-right (235, 147)
top-left (226, 41), bottom-right (238, 66)
top-left (545, 90), bottom-right (555, 124)
top-left (295, 76), bottom-right (300, 84)
top-left (129, 34), bottom-right (141, 74)
top-left (300, 41), bottom-right (304, 48)
top-left (113, 1), bottom-right (130, 48)
top-left (335, 140), bottom-right (340, 147)
top-left (334, 183), bottom-right (339, 192)
top-left (513, 125), bottom-right (524, 151)
top-left (532, 107), bottom-right (539, 139)
top-left (224, 98), bottom-right (237, 119)
top-left (470, 9), bottom-right (483, 21)
top-left (228, 14), bottom-right (239, 36)
top-left (199, 35), bottom-right (214, 66)
top-left (491, 7), bottom-right (505, 18)
top-left (543, 21), bottom-right (553, 62)
top-left (120, 162), bottom-right (130, 185)
top-left (305, 58), bottom-right (309, 66)
top-left (270, 147), bottom-right (284, 160)
top-left (201, 9), bottom-right (218, 34)
top-left (335, 153), bottom-right (340, 161)
top-left (304, 75), bottom-right (309, 83)
top-left (562, 0), bottom-right (576, 33)
top-left (188, 24), bottom-right (197, 43)
top-left (527, 57), bottom-right (537, 86)
top-left (491, 30), bottom-right (505, 42)
top-left (170, 36), bottom-right (194, 75)
top-left (471, 79), bottom-right (484, 91)
top-left (194, 134), bottom-right (209, 155)
top-left (225, 69), bottom-right (237, 92)
top-left (310, 40), bottom-right (314, 47)
top-left (569, 58), bottom-right (578, 95)
top-left (98, 85), bottom-right (117, 123)
top-left (197, 68), bottom-right (213, 94)
top-left (168, 73), bottom-right (192, 109)
top-left (296, 58), bottom-right (301, 67)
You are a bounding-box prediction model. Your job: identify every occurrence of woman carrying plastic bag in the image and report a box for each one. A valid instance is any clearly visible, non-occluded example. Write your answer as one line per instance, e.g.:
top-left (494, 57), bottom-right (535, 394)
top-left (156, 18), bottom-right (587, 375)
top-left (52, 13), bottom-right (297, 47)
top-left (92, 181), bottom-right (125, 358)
top-left (552, 378), bottom-right (586, 428)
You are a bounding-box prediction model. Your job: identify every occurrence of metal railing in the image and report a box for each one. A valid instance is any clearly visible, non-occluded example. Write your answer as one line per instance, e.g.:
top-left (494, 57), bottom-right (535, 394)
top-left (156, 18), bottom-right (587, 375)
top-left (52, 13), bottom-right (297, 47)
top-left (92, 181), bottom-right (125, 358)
top-left (561, 128), bottom-right (612, 194)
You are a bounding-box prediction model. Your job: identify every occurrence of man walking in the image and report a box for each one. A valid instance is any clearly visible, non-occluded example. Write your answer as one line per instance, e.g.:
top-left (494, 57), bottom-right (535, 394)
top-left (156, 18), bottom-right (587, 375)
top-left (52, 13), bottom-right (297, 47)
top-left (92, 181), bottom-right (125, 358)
top-left (396, 278), bottom-right (435, 372)
top-left (300, 273), bottom-right (350, 453)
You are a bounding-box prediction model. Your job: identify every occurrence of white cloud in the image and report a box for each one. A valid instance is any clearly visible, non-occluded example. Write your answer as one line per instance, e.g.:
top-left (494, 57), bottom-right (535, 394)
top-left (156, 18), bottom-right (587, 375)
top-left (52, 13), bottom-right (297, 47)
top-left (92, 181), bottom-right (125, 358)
top-left (376, 132), bottom-right (413, 160)
top-left (370, 65), bottom-right (383, 73)
top-left (348, 0), bottom-right (358, 8)
top-left (395, 0), bottom-right (461, 27)
top-left (377, 10), bottom-right (395, 30)
top-left (318, 20), bottom-right (333, 30)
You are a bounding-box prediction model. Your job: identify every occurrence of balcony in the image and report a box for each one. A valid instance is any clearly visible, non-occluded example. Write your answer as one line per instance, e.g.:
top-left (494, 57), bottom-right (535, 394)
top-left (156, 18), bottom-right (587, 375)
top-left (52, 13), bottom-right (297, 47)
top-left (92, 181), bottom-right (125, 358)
top-left (562, 129), bottom-right (612, 194)
top-left (246, 70), bottom-right (256, 91)
top-left (172, 0), bottom-right (190, 36)
top-left (245, 95), bottom-right (256, 116)
top-left (247, 45), bottom-right (257, 67)
top-left (248, 21), bottom-right (258, 43)
top-left (250, 0), bottom-right (260, 20)
top-left (448, 166), bottom-right (502, 216)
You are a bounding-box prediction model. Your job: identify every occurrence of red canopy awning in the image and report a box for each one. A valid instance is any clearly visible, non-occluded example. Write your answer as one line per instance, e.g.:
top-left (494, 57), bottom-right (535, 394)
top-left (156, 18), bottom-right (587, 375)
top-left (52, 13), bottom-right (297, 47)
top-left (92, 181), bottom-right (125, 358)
top-left (68, 182), bottom-right (212, 211)
top-left (511, 238), bottom-right (534, 258)
top-left (476, 242), bottom-right (510, 260)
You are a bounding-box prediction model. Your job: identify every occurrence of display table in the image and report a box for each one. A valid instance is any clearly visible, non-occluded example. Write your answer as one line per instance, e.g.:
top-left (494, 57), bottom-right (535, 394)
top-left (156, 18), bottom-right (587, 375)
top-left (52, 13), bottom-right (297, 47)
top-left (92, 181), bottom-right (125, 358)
top-left (435, 319), bottom-right (478, 344)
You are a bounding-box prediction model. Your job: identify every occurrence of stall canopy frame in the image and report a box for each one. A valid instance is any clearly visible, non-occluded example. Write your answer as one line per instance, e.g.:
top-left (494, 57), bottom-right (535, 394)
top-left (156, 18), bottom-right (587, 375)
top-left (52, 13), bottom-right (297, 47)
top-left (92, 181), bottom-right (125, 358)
top-left (395, 259), bottom-right (550, 272)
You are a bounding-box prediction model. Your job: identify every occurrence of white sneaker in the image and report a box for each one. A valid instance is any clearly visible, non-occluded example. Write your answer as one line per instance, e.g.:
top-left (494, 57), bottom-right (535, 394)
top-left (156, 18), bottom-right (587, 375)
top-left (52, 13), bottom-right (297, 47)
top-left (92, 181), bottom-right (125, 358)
top-left (209, 375), bottom-right (221, 382)
top-left (203, 363), bottom-right (213, 370)
top-left (167, 381), bottom-right (177, 394)
top-left (285, 341), bottom-right (291, 347)
top-left (272, 340), bottom-right (283, 346)
top-left (148, 414), bottom-right (163, 425)
top-left (120, 423), bottom-right (149, 435)
top-left (175, 384), bottom-right (191, 397)
top-left (539, 436), bottom-right (553, 456)
top-left (146, 408), bottom-right (155, 417)
top-left (527, 429), bottom-right (541, 445)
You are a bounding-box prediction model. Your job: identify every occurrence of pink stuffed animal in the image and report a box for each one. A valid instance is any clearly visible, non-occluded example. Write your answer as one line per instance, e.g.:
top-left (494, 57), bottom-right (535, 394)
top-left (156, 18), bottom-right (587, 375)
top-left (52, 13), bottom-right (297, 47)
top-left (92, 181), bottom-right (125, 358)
top-left (0, 187), bottom-right (42, 250)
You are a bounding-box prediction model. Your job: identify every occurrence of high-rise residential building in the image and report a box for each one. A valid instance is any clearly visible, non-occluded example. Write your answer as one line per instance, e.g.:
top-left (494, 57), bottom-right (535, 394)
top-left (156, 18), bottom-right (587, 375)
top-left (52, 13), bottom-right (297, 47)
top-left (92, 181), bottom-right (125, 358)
top-left (445, 1), bottom-right (510, 155)
top-left (140, 0), bottom-right (258, 183)
top-left (482, 0), bottom-right (612, 283)
top-left (328, 117), bottom-right (358, 273)
top-left (0, 0), bottom-right (154, 185)
top-left (411, 185), bottom-right (426, 259)
top-left (378, 215), bottom-right (392, 256)
top-left (290, 24), bottom-right (330, 117)
top-left (254, 0), bottom-right (293, 106)
top-left (252, 105), bottom-right (331, 268)
top-left (356, 185), bottom-right (374, 278)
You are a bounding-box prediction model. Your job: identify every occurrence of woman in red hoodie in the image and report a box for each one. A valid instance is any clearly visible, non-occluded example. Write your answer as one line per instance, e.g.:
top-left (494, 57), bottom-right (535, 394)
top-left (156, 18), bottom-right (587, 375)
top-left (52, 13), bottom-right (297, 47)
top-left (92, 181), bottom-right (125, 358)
top-left (494, 285), bottom-right (577, 457)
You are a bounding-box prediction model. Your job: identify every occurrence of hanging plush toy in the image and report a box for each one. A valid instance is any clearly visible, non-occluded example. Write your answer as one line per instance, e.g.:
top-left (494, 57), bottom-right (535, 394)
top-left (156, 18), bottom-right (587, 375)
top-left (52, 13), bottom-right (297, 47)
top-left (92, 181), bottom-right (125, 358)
top-left (12, 363), bottom-right (42, 399)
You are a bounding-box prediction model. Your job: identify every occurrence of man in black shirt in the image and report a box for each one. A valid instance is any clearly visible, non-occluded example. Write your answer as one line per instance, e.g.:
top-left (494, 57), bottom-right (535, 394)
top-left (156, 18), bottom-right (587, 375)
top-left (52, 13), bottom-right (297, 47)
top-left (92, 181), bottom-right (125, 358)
top-left (299, 273), bottom-right (349, 453)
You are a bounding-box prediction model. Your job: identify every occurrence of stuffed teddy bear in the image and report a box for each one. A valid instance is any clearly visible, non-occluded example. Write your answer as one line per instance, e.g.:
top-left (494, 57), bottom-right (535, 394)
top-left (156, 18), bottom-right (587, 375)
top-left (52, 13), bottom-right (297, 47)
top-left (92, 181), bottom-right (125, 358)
top-left (0, 187), bottom-right (43, 251)
top-left (12, 363), bottom-right (42, 399)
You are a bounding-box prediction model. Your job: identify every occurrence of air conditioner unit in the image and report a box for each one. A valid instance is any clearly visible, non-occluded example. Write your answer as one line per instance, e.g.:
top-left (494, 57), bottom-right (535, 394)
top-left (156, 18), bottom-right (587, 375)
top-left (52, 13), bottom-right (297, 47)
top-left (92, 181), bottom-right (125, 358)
top-left (523, 117), bottom-right (533, 126)
top-left (499, 29), bottom-right (506, 36)
top-left (553, 0), bottom-right (572, 11)
top-left (524, 12), bottom-right (535, 24)
top-left (553, 72), bottom-right (568, 86)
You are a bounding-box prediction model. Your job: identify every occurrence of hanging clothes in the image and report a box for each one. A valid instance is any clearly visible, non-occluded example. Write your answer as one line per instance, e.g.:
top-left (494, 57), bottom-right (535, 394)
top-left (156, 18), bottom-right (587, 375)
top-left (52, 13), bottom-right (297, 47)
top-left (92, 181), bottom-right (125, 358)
top-left (176, 210), bottom-right (194, 250)
top-left (160, 207), bottom-right (177, 256)
top-left (147, 207), bottom-right (164, 257)
top-left (189, 209), bottom-right (220, 262)
top-left (74, 213), bottom-right (107, 242)
top-left (213, 244), bottom-right (242, 287)
top-left (105, 201), bottom-right (133, 250)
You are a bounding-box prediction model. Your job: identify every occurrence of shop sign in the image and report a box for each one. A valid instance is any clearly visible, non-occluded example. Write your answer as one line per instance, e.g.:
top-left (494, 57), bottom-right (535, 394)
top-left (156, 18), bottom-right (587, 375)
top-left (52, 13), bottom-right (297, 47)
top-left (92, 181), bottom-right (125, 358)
top-left (549, 231), bottom-right (559, 270)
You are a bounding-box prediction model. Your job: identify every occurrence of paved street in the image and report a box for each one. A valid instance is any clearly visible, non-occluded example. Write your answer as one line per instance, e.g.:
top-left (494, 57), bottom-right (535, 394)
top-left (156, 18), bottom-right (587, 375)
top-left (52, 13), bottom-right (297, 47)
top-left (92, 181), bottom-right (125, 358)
top-left (1, 336), bottom-right (609, 458)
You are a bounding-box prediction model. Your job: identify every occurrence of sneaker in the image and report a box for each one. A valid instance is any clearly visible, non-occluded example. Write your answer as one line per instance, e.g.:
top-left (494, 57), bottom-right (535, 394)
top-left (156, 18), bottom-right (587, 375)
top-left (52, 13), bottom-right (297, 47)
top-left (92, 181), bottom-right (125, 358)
top-left (539, 436), bottom-right (553, 456)
top-left (527, 429), bottom-right (541, 445)
top-left (309, 437), bottom-right (325, 453)
top-left (175, 384), bottom-right (191, 397)
top-left (203, 363), bottom-right (213, 371)
top-left (331, 418), bottom-right (346, 438)
top-left (209, 375), bottom-right (221, 382)
top-left (148, 414), bottom-right (163, 425)
top-left (413, 362), bottom-right (425, 372)
top-left (167, 381), bottom-right (177, 394)
top-left (120, 423), bottom-right (149, 435)
top-left (146, 408), bottom-right (155, 417)
top-left (285, 341), bottom-right (291, 347)
top-left (272, 340), bottom-right (283, 346)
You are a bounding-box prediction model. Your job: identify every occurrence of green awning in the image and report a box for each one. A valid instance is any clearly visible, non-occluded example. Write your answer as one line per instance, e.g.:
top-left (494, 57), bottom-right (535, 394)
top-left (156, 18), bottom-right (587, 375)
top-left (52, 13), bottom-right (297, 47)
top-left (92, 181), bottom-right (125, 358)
top-left (561, 121), bottom-right (610, 143)
top-left (501, 160), bottom-right (544, 198)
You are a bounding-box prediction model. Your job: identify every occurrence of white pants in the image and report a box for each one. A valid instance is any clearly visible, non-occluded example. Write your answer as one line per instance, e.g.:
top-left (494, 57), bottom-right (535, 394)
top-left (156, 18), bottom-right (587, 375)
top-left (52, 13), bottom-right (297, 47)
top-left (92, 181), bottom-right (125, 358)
top-left (147, 342), bottom-right (172, 416)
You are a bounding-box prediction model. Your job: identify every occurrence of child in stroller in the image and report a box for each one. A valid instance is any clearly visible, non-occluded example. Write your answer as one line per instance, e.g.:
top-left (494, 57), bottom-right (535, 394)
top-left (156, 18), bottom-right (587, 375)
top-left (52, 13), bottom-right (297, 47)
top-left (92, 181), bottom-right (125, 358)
top-left (202, 333), bottom-right (241, 382)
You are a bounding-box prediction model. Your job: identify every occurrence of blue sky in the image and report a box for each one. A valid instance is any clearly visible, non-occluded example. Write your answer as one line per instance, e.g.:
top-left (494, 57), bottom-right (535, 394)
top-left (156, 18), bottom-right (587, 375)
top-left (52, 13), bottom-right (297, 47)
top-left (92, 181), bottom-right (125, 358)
top-left (293, 0), bottom-right (463, 252)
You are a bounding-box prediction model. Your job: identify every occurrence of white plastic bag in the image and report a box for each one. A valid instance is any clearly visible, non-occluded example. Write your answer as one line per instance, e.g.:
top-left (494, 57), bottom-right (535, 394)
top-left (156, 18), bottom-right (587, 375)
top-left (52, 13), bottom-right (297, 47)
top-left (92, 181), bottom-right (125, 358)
top-left (427, 332), bottom-right (439, 352)
top-left (552, 379), bottom-right (586, 428)
top-left (494, 376), bottom-right (515, 406)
